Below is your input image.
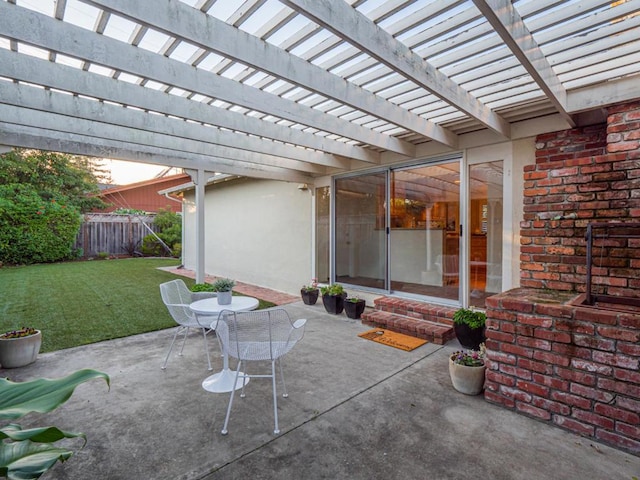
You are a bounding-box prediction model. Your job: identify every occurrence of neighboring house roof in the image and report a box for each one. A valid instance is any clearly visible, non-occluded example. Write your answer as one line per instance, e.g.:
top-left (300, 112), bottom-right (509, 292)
top-left (94, 173), bottom-right (190, 213)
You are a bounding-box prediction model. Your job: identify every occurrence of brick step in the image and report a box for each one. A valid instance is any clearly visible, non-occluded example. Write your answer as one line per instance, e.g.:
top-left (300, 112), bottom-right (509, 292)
top-left (373, 296), bottom-right (456, 326)
top-left (361, 310), bottom-right (456, 345)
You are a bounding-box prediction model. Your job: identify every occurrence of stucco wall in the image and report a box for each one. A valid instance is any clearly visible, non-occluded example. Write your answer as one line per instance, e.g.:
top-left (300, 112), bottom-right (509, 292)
top-left (182, 178), bottom-right (312, 295)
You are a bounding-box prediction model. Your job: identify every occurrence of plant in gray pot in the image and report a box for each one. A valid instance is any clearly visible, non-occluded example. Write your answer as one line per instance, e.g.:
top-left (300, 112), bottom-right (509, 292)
top-left (449, 344), bottom-right (486, 395)
top-left (212, 278), bottom-right (236, 305)
top-left (452, 307), bottom-right (486, 351)
top-left (0, 327), bottom-right (42, 368)
top-left (344, 296), bottom-right (366, 319)
top-left (321, 284), bottom-right (347, 315)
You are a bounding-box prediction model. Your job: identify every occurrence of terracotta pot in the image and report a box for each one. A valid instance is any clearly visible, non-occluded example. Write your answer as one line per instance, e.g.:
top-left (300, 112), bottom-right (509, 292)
top-left (448, 357), bottom-right (486, 395)
top-left (0, 330), bottom-right (42, 368)
top-left (301, 289), bottom-right (319, 305)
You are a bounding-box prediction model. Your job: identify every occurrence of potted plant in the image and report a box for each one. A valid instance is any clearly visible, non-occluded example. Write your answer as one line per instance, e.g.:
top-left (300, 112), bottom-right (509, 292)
top-left (0, 327), bottom-right (42, 369)
top-left (344, 296), bottom-right (366, 319)
top-left (0, 369), bottom-right (110, 479)
top-left (212, 277), bottom-right (236, 305)
top-left (452, 307), bottom-right (486, 351)
top-left (300, 278), bottom-right (319, 305)
top-left (190, 282), bottom-right (217, 301)
top-left (449, 344), bottom-right (486, 395)
top-left (320, 283), bottom-right (347, 314)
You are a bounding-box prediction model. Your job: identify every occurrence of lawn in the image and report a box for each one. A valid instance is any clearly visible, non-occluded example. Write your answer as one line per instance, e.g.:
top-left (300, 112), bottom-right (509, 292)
top-left (0, 258), bottom-right (274, 353)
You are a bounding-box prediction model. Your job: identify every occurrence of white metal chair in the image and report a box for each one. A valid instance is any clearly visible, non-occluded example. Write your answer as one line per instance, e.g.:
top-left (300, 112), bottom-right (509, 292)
top-left (216, 308), bottom-right (307, 435)
top-left (159, 279), bottom-right (216, 370)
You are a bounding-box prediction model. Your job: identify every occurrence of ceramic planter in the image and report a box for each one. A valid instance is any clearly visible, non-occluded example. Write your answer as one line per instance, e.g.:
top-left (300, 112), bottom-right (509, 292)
top-left (454, 323), bottom-right (486, 351)
top-left (344, 299), bottom-right (366, 319)
top-left (217, 290), bottom-right (232, 305)
top-left (0, 330), bottom-right (42, 368)
top-left (322, 293), bottom-right (347, 314)
top-left (448, 357), bottom-right (486, 395)
top-left (301, 288), bottom-right (319, 305)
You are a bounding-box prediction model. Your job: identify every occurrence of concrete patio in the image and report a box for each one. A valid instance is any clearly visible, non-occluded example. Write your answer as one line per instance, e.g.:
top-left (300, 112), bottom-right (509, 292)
top-left (4, 301), bottom-right (638, 480)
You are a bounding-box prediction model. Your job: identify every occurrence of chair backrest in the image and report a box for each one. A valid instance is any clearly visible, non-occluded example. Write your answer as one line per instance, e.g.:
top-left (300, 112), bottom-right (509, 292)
top-left (159, 280), bottom-right (196, 326)
top-left (216, 309), bottom-right (306, 362)
top-left (442, 255), bottom-right (459, 276)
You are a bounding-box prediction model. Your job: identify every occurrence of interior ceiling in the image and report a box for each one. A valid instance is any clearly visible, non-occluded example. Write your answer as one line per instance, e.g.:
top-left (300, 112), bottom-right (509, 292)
top-left (1, 0), bottom-right (639, 184)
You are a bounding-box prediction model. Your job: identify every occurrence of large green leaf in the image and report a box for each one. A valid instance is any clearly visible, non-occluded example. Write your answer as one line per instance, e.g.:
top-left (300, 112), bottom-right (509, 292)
top-left (0, 369), bottom-right (110, 420)
top-left (0, 424), bottom-right (86, 445)
top-left (0, 441), bottom-right (73, 480)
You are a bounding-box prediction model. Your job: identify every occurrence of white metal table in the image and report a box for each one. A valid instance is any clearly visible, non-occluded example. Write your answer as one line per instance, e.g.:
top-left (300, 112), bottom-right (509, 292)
top-left (190, 296), bottom-right (259, 393)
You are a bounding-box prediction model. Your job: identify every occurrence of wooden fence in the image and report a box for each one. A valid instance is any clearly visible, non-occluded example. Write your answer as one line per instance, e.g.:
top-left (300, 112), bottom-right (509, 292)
top-left (74, 213), bottom-right (158, 258)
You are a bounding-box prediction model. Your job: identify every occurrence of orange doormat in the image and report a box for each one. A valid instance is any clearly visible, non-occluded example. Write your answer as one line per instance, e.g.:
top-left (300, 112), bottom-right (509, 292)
top-left (358, 328), bottom-right (427, 351)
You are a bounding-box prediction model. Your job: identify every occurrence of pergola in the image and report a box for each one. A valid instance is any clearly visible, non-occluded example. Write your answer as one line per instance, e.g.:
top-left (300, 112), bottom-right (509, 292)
top-left (2, 0), bottom-right (639, 178)
top-left (1, 0), bottom-right (640, 281)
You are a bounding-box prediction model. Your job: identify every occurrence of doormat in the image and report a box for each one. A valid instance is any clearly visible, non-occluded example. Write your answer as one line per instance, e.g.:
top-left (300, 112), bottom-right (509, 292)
top-left (358, 328), bottom-right (427, 351)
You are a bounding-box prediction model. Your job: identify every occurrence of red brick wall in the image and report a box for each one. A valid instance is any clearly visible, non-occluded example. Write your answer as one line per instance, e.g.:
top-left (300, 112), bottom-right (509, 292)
top-left (485, 289), bottom-right (640, 454)
top-left (521, 101), bottom-right (640, 296)
top-left (486, 100), bottom-right (640, 455)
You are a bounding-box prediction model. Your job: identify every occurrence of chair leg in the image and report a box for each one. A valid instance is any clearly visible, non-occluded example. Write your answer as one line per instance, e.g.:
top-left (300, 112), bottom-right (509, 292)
top-left (161, 327), bottom-right (182, 370)
top-left (271, 360), bottom-right (280, 435)
top-left (221, 360), bottom-right (243, 435)
top-left (240, 365), bottom-right (249, 398)
top-left (178, 327), bottom-right (189, 356)
top-left (201, 328), bottom-right (212, 371)
top-left (278, 359), bottom-right (288, 398)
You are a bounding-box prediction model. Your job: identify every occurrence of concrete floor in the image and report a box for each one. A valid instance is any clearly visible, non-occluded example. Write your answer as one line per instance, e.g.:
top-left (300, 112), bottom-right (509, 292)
top-left (4, 301), bottom-right (639, 480)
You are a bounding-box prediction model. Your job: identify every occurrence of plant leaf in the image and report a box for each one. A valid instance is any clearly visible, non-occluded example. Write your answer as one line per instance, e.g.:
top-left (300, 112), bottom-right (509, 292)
top-left (0, 424), bottom-right (86, 445)
top-left (0, 440), bottom-right (73, 480)
top-left (0, 369), bottom-right (110, 420)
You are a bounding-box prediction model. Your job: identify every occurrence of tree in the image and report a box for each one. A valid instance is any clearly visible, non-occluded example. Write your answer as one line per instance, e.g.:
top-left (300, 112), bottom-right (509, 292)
top-left (0, 149), bottom-right (108, 213)
top-left (0, 149), bottom-right (108, 265)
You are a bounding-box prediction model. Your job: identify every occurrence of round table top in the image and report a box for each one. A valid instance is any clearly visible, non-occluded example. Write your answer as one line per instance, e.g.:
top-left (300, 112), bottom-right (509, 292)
top-left (189, 296), bottom-right (259, 315)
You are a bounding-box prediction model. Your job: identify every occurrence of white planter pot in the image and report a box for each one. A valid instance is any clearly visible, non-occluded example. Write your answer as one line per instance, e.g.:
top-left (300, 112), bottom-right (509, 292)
top-left (217, 291), bottom-right (232, 305)
top-left (0, 330), bottom-right (42, 368)
top-left (448, 357), bottom-right (486, 395)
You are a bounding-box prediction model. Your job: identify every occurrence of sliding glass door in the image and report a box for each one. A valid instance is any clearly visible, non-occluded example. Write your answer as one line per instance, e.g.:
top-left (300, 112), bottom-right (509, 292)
top-left (468, 161), bottom-right (503, 307)
top-left (390, 161), bottom-right (460, 301)
top-left (334, 172), bottom-right (387, 289)
top-left (331, 156), bottom-right (502, 306)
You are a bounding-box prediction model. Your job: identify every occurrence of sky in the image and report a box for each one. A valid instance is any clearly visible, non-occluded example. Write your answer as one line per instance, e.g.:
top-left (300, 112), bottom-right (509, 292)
top-left (104, 159), bottom-right (180, 185)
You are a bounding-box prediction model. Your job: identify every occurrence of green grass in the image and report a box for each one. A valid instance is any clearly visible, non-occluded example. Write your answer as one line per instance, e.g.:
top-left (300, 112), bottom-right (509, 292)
top-left (0, 258), bottom-right (275, 353)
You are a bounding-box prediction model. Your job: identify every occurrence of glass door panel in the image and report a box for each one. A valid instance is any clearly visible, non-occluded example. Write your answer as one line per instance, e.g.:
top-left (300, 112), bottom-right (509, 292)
top-left (334, 173), bottom-right (387, 289)
top-left (469, 161), bottom-right (503, 308)
top-left (390, 162), bottom-right (460, 301)
top-left (315, 186), bottom-right (330, 284)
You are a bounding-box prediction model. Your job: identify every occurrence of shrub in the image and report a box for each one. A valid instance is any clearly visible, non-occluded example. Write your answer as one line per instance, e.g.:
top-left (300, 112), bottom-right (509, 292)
top-left (0, 185), bottom-right (82, 265)
top-left (140, 209), bottom-right (181, 258)
top-left (191, 283), bottom-right (215, 292)
top-left (140, 234), bottom-right (167, 257)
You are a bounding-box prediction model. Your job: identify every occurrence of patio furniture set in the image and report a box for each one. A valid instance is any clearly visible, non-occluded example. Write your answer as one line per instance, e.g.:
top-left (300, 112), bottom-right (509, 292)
top-left (158, 279), bottom-right (306, 435)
